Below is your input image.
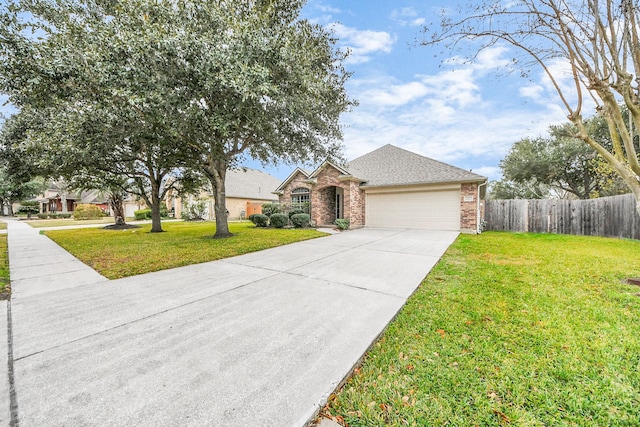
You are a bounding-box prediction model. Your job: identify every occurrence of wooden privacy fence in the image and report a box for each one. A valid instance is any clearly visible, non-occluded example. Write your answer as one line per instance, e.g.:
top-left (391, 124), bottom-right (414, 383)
top-left (485, 193), bottom-right (640, 240)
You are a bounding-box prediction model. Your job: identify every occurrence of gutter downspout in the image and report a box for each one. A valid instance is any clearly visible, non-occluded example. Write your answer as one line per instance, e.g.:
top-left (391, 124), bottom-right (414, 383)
top-left (477, 181), bottom-right (488, 234)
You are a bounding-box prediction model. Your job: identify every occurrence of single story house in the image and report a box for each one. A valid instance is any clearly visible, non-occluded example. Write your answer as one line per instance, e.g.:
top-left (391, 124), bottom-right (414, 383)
top-left (274, 144), bottom-right (487, 233)
top-left (175, 168), bottom-right (282, 220)
top-left (35, 186), bottom-right (109, 215)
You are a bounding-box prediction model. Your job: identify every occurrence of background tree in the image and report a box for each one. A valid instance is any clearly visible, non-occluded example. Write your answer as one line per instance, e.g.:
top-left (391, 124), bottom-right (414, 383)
top-left (493, 114), bottom-right (629, 200)
top-left (421, 0), bottom-right (640, 214)
top-left (0, 1), bottom-right (205, 232)
top-left (0, 0), bottom-right (353, 238)
top-left (0, 113), bottom-right (44, 215)
top-left (487, 178), bottom-right (551, 200)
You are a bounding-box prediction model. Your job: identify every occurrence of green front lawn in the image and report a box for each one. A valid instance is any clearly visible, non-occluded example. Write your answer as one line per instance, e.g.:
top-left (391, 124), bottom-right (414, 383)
top-left (324, 232), bottom-right (640, 426)
top-left (45, 221), bottom-right (326, 279)
top-left (0, 234), bottom-right (9, 299)
top-left (26, 217), bottom-right (123, 228)
top-left (0, 221), bottom-right (6, 230)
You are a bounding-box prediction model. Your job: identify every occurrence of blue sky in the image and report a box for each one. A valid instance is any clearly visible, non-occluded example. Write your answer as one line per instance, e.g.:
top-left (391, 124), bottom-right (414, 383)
top-left (254, 0), bottom-right (572, 182)
top-left (1, 0), bottom-right (574, 182)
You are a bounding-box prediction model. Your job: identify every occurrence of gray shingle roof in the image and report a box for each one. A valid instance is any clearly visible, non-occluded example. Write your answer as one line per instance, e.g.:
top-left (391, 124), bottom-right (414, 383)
top-left (346, 144), bottom-right (486, 187)
top-left (226, 168), bottom-right (280, 201)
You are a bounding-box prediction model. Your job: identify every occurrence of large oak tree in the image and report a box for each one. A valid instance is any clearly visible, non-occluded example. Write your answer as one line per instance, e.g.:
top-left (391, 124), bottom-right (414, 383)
top-left (0, 0), bottom-right (353, 237)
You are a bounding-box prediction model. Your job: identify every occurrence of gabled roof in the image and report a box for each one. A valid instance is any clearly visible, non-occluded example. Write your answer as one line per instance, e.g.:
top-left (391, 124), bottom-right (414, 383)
top-left (226, 168), bottom-right (280, 201)
top-left (346, 144), bottom-right (486, 187)
top-left (308, 160), bottom-right (350, 178)
top-left (274, 167), bottom-right (311, 193)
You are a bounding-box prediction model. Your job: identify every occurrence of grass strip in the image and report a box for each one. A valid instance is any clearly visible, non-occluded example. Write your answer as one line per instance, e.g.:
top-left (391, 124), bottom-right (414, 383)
top-left (0, 234), bottom-right (9, 299)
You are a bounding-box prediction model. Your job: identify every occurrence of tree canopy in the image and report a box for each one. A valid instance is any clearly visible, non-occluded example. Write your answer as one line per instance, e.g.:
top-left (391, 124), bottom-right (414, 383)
top-left (492, 114), bottom-right (629, 200)
top-left (0, 0), bottom-right (353, 236)
top-left (421, 0), bottom-right (640, 214)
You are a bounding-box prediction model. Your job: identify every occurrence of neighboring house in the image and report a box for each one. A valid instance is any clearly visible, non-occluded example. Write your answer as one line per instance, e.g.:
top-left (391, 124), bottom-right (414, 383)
top-left (35, 186), bottom-right (109, 215)
top-left (177, 168), bottom-right (282, 220)
top-left (274, 144), bottom-right (487, 233)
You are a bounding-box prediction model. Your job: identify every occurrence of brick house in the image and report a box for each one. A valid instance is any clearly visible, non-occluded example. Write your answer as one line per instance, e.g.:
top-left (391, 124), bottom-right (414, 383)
top-left (274, 144), bottom-right (487, 233)
top-left (172, 168), bottom-right (282, 220)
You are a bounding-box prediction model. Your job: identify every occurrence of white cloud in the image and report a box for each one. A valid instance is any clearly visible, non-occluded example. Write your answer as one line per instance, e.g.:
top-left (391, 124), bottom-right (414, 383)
top-left (330, 23), bottom-right (395, 64)
top-left (315, 3), bottom-right (341, 14)
top-left (473, 166), bottom-right (502, 181)
top-left (360, 81), bottom-right (430, 107)
top-left (339, 45), bottom-right (566, 170)
top-left (391, 7), bottom-right (426, 27)
top-left (519, 84), bottom-right (544, 100)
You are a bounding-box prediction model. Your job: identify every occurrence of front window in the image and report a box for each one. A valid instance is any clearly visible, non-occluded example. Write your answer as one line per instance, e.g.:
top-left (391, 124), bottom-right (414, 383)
top-left (291, 187), bottom-right (310, 207)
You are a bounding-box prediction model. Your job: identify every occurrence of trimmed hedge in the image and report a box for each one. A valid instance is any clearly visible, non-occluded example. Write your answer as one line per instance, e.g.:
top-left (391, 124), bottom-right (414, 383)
top-left (251, 214), bottom-right (269, 227)
top-left (270, 213), bottom-right (288, 228)
top-left (73, 204), bottom-right (104, 220)
top-left (134, 209), bottom-right (152, 220)
top-left (290, 213), bottom-right (310, 228)
top-left (261, 203), bottom-right (281, 217)
top-left (288, 208), bottom-right (305, 219)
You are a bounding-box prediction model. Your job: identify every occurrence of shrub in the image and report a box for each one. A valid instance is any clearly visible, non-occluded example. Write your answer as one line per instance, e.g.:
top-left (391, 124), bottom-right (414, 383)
top-left (335, 218), bottom-right (350, 230)
top-left (134, 209), bottom-right (152, 220)
top-left (261, 203), bottom-right (281, 217)
top-left (270, 213), bottom-right (288, 228)
top-left (37, 213), bottom-right (48, 219)
top-left (248, 213), bottom-right (257, 223)
top-left (18, 201), bottom-right (39, 215)
top-left (290, 213), bottom-right (310, 228)
top-left (182, 200), bottom-right (207, 221)
top-left (73, 204), bottom-right (104, 220)
top-left (59, 213), bottom-right (72, 219)
top-left (251, 214), bottom-right (269, 227)
top-left (288, 208), bottom-right (305, 219)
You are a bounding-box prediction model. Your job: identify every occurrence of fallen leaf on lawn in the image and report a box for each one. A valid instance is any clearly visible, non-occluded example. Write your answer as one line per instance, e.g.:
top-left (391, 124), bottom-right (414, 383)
top-left (406, 363), bottom-right (415, 371)
top-left (402, 396), bottom-right (410, 406)
top-left (437, 329), bottom-right (446, 337)
top-left (492, 409), bottom-right (511, 423)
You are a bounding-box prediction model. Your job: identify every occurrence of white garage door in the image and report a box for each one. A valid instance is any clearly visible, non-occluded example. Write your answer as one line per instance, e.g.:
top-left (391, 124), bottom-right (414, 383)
top-left (366, 189), bottom-right (461, 230)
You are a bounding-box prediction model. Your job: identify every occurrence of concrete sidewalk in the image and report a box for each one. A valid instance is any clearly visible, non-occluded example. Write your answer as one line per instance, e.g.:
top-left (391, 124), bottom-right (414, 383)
top-left (4, 222), bottom-right (458, 426)
top-left (6, 219), bottom-right (107, 299)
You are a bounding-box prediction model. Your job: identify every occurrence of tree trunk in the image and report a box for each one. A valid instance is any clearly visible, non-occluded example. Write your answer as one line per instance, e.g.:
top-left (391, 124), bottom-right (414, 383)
top-left (149, 181), bottom-right (163, 233)
top-left (109, 192), bottom-right (126, 226)
top-left (208, 161), bottom-right (232, 238)
top-left (61, 192), bottom-right (68, 214)
top-left (7, 203), bottom-right (14, 216)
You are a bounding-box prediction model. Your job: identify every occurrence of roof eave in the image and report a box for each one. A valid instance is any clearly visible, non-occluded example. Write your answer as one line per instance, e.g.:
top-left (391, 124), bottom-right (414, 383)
top-left (359, 177), bottom-right (487, 189)
top-left (274, 167), bottom-right (311, 192)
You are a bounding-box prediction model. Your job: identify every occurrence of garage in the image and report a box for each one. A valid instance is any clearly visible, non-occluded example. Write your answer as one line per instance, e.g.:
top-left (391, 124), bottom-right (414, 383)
top-left (365, 188), bottom-right (461, 230)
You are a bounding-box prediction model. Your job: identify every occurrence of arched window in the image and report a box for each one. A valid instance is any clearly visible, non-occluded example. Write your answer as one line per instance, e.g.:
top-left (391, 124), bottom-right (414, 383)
top-left (291, 187), bottom-right (310, 205)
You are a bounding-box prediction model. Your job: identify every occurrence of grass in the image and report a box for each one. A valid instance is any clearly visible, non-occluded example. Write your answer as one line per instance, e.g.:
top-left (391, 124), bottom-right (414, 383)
top-left (0, 233), bottom-right (8, 299)
top-left (45, 221), bottom-right (326, 279)
top-left (324, 232), bottom-right (640, 427)
top-left (25, 217), bottom-right (124, 228)
top-left (0, 221), bottom-right (6, 230)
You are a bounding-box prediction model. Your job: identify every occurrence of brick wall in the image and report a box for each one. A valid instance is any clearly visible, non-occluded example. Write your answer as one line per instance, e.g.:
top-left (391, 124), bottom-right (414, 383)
top-left (279, 171), bottom-right (312, 204)
top-left (460, 183), bottom-right (479, 233)
top-left (279, 165), bottom-right (366, 227)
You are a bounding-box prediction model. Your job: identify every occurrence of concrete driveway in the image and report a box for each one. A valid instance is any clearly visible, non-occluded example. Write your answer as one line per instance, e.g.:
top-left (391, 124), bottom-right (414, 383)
top-left (4, 225), bottom-right (458, 426)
